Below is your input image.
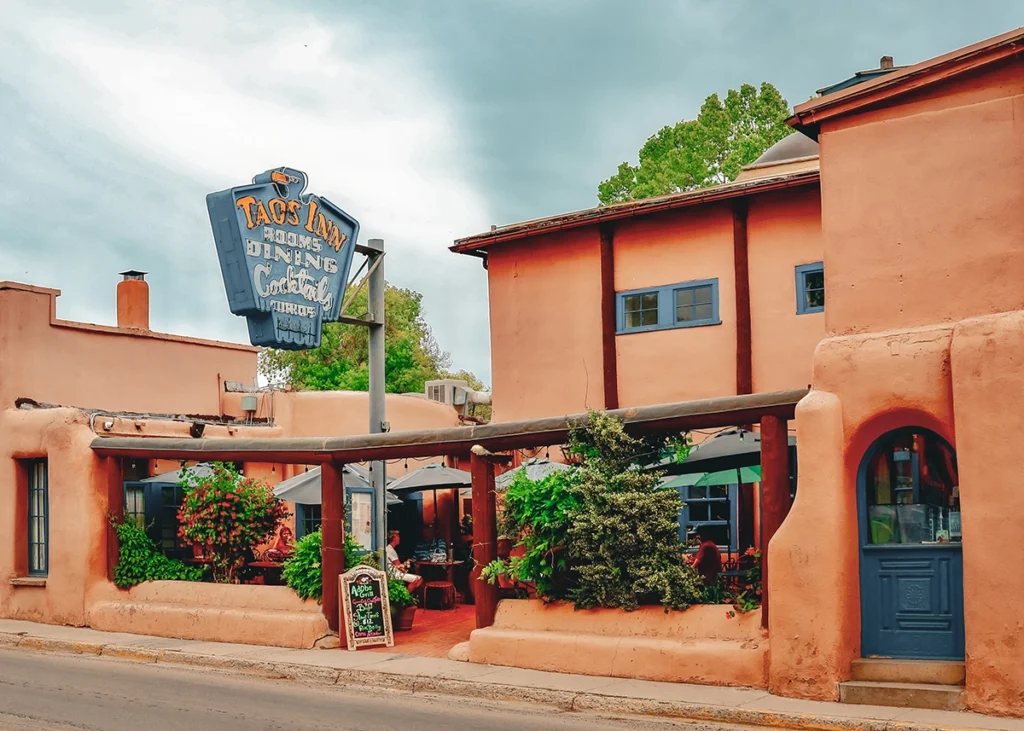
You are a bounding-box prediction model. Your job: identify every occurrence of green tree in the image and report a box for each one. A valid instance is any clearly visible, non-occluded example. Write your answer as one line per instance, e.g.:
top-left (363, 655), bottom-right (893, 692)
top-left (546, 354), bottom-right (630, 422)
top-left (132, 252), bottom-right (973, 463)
top-left (598, 82), bottom-right (794, 205)
top-left (260, 282), bottom-right (452, 394)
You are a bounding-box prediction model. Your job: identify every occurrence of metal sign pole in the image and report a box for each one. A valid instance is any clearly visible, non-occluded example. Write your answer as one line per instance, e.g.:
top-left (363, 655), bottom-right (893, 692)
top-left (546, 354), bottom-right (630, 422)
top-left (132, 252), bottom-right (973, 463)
top-left (366, 238), bottom-right (388, 570)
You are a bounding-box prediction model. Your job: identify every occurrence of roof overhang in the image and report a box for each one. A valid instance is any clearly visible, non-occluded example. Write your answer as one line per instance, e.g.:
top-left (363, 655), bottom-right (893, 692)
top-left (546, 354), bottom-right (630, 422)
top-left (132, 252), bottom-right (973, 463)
top-left (790, 26), bottom-right (1024, 139)
top-left (451, 168), bottom-right (820, 254)
top-left (91, 389), bottom-right (808, 464)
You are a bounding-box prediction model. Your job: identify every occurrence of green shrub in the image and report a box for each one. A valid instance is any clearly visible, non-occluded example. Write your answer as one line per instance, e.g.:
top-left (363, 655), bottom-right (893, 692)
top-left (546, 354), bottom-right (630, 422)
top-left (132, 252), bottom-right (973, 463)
top-left (565, 411), bottom-right (702, 612)
top-left (282, 530), bottom-right (374, 602)
top-left (483, 469), bottom-right (577, 599)
top-left (388, 579), bottom-right (417, 609)
top-left (112, 520), bottom-right (203, 589)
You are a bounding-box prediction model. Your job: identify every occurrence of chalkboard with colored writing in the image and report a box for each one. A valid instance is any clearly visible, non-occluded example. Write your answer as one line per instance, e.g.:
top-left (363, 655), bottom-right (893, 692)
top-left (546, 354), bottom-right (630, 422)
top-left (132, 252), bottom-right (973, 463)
top-left (340, 566), bottom-right (394, 651)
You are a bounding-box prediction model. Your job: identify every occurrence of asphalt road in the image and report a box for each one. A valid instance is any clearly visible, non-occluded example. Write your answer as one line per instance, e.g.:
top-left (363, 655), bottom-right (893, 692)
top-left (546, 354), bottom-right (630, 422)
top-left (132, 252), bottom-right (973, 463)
top-left (0, 649), bottom-right (736, 731)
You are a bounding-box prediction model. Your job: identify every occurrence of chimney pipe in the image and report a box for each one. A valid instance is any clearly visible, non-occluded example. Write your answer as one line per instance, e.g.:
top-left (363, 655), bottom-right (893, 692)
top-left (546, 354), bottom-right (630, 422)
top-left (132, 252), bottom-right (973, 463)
top-left (880, 55), bottom-right (894, 70)
top-left (117, 270), bottom-right (150, 330)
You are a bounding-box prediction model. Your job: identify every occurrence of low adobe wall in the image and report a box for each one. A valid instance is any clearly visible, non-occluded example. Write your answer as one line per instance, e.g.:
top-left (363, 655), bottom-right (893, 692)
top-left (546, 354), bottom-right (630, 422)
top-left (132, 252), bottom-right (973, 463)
top-left (468, 600), bottom-right (767, 688)
top-left (87, 581), bottom-right (328, 649)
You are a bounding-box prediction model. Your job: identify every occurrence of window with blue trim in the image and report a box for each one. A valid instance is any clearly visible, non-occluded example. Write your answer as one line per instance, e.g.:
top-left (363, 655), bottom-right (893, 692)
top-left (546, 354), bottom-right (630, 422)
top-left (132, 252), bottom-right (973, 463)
top-left (617, 279), bottom-right (720, 334)
top-left (27, 460), bottom-right (48, 576)
top-left (677, 483), bottom-right (738, 552)
top-left (796, 262), bottom-right (825, 315)
top-left (295, 503), bottom-right (322, 539)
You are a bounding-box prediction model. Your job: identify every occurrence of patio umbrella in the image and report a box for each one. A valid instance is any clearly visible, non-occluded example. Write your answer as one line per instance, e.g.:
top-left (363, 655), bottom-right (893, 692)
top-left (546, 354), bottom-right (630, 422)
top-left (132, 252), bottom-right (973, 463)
top-left (491, 458), bottom-right (571, 493)
top-left (662, 429), bottom-right (796, 475)
top-left (661, 465), bottom-right (762, 490)
top-left (272, 466), bottom-right (402, 506)
top-left (388, 463), bottom-right (472, 540)
top-left (141, 462), bottom-right (214, 484)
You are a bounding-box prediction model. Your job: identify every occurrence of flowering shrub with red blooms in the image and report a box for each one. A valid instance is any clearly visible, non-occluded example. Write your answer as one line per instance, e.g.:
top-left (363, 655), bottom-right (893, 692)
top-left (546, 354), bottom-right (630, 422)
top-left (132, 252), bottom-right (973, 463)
top-left (725, 547), bottom-right (762, 619)
top-left (177, 463), bottom-right (290, 583)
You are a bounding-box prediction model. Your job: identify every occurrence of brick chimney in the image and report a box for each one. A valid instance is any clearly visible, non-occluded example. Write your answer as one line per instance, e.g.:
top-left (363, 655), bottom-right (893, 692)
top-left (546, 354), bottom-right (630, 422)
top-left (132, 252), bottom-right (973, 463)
top-left (880, 55), bottom-right (894, 70)
top-left (117, 270), bottom-right (149, 330)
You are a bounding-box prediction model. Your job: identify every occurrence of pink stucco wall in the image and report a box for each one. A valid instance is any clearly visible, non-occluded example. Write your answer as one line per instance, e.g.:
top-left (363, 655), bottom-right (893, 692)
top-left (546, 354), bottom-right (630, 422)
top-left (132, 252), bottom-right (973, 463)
top-left (771, 48), bottom-right (1024, 715)
top-left (0, 282), bottom-right (257, 415)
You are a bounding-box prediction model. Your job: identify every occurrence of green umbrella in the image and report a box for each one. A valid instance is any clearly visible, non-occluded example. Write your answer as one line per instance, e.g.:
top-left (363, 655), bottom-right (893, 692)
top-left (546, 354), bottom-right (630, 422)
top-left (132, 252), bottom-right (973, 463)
top-left (661, 465), bottom-right (762, 490)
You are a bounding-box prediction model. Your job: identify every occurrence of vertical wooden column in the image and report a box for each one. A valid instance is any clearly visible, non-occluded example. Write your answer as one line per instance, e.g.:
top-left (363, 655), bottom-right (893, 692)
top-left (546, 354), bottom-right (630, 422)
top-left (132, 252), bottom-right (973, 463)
top-left (321, 461), bottom-right (345, 634)
top-left (760, 415), bottom-right (791, 629)
top-left (105, 457), bottom-right (124, 583)
top-left (599, 223), bottom-right (619, 410)
top-left (470, 452), bottom-right (498, 628)
top-left (732, 200), bottom-right (752, 397)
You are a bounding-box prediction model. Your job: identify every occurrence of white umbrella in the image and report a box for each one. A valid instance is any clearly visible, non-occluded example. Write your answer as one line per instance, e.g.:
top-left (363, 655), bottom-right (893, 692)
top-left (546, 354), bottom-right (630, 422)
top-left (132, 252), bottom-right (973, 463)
top-left (273, 466), bottom-right (401, 506)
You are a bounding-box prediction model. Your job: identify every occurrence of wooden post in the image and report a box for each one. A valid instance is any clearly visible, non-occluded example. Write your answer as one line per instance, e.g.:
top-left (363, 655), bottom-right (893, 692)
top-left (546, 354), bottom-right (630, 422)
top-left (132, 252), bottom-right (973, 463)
top-left (599, 223), bottom-right (619, 410)
top-left (470, 451), bottom-right (498, 629)
top-left (105, 457), bottom-right (124, 583)
top-left (760, 415), bottom-right (791, 629)
top-left (732, 200), bottom-right (752, 397)
top-left (321, 461), bottom-right (345, 634)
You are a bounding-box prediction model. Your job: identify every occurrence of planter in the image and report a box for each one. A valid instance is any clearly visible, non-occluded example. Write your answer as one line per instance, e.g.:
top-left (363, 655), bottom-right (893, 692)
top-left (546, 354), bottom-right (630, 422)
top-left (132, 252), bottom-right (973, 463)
top-left (393, 605), bottom-right (417, 631)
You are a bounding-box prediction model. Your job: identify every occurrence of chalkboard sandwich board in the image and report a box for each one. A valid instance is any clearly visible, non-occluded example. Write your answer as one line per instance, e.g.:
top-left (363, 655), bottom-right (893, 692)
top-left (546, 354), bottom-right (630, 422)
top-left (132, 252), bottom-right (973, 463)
top-left (340, 566), bottom-right (394, 651)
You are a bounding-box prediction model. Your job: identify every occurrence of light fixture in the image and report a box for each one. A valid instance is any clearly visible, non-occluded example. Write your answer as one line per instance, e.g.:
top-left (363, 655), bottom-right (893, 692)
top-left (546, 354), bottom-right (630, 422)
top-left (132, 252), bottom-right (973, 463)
top-left (103, 420), bottom-right (114, 431)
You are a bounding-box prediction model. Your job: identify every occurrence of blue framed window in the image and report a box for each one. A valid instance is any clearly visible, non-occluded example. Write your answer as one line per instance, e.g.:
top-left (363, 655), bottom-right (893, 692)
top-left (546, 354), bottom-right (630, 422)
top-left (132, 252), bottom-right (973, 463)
top-left (796, 262), bottom-right (825, 315)
top-left (295, 503), bottom-right (322, 539)
top-left (27, 460), bottom-right (48, 576)
top-left (617, 279), bottom-right (721, 334)
top-left (678, 483), bottom-right (738, 552)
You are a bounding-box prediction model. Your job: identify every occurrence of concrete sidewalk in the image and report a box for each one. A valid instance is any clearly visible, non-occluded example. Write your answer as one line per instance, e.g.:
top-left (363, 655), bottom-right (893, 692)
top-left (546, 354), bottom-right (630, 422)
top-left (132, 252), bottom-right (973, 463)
top-left (0, 619), bottom-right (1020, 731)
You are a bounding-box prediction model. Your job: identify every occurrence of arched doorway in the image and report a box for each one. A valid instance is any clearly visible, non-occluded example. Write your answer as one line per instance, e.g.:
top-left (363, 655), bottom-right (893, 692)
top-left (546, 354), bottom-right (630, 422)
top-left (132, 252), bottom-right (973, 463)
top-left (858, 428), bottom-right (964, 659)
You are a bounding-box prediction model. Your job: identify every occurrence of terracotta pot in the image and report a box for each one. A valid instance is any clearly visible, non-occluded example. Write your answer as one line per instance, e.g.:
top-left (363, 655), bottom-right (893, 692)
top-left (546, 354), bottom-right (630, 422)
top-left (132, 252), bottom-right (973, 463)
top-left (394, 605), bottom-right (416, 631)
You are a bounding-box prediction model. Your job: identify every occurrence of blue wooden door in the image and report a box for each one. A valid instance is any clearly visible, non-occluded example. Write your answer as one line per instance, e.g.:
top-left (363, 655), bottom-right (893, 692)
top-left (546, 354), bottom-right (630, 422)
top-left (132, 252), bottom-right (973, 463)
top-left (859, 429), bottom-right (964, 660)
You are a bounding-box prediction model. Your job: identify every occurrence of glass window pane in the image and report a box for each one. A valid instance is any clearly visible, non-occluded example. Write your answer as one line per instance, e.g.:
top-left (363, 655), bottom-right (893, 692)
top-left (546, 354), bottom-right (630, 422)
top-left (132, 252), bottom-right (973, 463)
top-left (675, 288), bottom-right (695, 307)
top-left (688, 486), bottom-right (707, 499)
top-left (625, 312), bottom-right (640, 328)
top-left (804, 271), bottom-right (824, 290)
top-left (640, 309), bottom-right (658, 326)
top-left (699, 524), bottom-right (729, 547)
top-left (623, 294), bottom-right (640, 313)
top-left (693, 285), bottom-right (712, 305)
top-left (710, 501), bottom-right (730, 521)
top-left (694, 303), bottom-right (713, 320)
top-left (641, 293), bottom-right (658, 310)
top-left (806, 287), bottom-right (824, 309)
top-left (689, 504), bottom-right (710, 522)
top-left (676, 304), bottom-right (692, 322)
top-left (709, 485), bottom-right (729, 499)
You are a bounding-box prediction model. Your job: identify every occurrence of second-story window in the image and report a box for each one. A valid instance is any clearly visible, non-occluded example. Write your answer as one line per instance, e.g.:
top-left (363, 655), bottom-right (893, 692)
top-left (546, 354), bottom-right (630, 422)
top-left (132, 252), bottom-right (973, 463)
top-left (618, 279), bottom-right (720, 334)
top-left (796, 262), bottom-right (825, 314)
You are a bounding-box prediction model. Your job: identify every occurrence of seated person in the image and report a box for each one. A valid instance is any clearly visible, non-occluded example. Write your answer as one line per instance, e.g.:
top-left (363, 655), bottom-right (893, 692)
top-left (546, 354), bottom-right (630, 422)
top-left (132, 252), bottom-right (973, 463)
top-left (688, 529), bottom-right (722, 586)
top-left (264, 526), bottom-right (294, 562)
top-left (386, 530), bottom-right (423, 592)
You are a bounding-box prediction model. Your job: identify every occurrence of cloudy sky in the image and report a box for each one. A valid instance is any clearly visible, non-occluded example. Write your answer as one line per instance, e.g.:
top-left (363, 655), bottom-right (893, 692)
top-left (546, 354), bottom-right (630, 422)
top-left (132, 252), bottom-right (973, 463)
top-left (1, 1), bottom-right (1021, 384)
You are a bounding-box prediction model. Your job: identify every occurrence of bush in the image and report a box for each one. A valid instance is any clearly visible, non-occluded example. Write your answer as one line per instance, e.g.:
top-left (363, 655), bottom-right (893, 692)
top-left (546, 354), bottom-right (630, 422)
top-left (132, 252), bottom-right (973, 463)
top-left (112, 519), bottom-right (203, 589)
top-left (482, 469), bottom-right (577, 599)
top-left (564, 411), bottom-right (702, 612)
top-left (177, 463), bottom-right (289, 583)
top-left (388, 579), bottom-right (417, 609)
top-left (282, 530), bottom-right (374, 603)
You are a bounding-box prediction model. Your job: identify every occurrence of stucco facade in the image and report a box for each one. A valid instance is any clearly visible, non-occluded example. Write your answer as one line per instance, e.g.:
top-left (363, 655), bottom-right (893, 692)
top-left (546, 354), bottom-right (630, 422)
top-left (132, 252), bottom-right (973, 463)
top-left (0, 277), bottom-right (460, 647)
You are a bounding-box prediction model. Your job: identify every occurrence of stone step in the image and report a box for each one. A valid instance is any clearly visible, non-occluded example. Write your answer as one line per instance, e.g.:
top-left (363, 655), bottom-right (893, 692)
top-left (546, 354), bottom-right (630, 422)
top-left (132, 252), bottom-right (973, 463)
top-left (839, 680), bottom-right (965, 711)
top-left (851, 658), bottom-right (965, 685)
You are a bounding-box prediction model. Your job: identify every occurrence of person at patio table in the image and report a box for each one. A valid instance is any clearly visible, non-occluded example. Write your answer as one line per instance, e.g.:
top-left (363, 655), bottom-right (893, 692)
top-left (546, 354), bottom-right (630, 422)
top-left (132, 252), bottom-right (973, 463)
top-left (264, 526), bottom-right (293, 562)
top-left (386, 530), bottom-right (423, 592)
top-left (688, 529), bottom-right (722, 586)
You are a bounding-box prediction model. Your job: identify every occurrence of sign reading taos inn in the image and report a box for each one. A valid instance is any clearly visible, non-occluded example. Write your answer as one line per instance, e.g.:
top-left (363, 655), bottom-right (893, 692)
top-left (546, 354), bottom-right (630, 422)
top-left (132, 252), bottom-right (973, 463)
top-left (207, 167), bottom-right (359, 349)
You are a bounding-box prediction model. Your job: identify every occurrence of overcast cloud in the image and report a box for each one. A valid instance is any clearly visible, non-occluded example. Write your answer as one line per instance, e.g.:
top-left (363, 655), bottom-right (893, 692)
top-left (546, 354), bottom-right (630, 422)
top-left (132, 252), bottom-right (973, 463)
top-left (1, 1), bottom-right (1021, 384)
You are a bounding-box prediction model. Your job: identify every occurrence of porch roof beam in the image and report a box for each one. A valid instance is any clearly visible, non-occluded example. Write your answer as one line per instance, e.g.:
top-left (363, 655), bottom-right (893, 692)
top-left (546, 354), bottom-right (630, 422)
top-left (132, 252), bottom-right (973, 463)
top-left (89, 389), bottom-right (808, 464)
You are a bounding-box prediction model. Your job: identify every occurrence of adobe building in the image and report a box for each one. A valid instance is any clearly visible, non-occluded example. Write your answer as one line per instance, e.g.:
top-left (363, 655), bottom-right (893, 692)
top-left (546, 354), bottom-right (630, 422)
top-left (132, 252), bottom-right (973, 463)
top-left (454, 28), bottom-right (1024, 717)
top-left (0, 274), bottom-right (460, 646)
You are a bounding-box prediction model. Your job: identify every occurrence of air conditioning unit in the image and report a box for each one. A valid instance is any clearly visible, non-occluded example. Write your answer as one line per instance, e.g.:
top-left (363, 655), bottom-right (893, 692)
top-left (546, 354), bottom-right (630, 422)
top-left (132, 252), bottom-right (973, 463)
top-left (425, 379), bottom-right (468, 406)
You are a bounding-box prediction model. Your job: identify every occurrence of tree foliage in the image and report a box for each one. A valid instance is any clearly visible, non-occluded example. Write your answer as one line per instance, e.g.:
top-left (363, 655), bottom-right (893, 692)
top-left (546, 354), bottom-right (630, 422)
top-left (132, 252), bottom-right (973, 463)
top-left (260, 282), bottom-right (451, 394)
top-left (598, 82), bottom-right (794, 205)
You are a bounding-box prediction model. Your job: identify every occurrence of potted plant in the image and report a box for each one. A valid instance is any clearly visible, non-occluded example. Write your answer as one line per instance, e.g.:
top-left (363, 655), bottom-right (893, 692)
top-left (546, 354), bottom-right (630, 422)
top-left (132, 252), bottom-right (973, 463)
top-left (389, 579), bottom-right (418, 631)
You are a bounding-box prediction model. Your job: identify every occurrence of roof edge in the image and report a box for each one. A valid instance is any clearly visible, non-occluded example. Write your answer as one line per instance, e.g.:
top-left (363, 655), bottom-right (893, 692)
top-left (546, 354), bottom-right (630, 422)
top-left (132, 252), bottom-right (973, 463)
top-left (451, 168), bottom-right (820, 253)
top-left (791, 26), bottom-right (1024, 137)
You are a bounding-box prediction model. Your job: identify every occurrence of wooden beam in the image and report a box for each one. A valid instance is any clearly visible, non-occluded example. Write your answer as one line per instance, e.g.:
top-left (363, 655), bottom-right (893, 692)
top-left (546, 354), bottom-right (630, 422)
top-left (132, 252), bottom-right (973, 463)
top-left (90, 390), bottom-right (808, 464)
top-left (759, 415), bottom-right (792, 629)
top-left (599, 223), bottom-right (619, 410)
top-left (321, 461), bottom-right (345, 634)
top-left (105, 457), bottom-right (124, 583)
top-left (470, 452), bottom-right (498, 629)
top-left (732, 200), bottom-right (752, 396)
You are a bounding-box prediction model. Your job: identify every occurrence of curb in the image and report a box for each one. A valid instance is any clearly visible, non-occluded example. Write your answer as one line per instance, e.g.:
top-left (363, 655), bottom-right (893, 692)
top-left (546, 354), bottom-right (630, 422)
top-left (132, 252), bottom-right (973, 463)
top-left (0, 632), bottom-right (991, 731)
